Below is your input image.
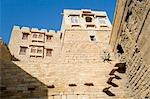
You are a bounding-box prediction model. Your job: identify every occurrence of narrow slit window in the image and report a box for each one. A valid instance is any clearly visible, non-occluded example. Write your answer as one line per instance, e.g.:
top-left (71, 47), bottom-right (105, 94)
top-left (90, 35), bottom-right (96, 41)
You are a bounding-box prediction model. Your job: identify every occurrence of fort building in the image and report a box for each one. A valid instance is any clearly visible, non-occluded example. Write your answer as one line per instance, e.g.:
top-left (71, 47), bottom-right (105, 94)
top-left (0, 0), bottom-right (150, 99)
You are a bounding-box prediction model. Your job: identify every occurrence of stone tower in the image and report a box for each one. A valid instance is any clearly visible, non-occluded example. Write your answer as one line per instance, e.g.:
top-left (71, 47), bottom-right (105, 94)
top-left (60, 9), bottom-right (112, 63)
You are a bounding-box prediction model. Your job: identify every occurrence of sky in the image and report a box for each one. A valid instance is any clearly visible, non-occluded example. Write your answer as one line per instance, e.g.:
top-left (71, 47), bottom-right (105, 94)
top-left (0, 0), bottom-right (117, 44)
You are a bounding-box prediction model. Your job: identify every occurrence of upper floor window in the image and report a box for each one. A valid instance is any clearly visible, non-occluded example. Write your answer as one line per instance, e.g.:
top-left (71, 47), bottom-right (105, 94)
top-left (38, 34), bottom-right (43, 38)
top-left (71, 16), bottom-right (78, 23)
top-left (33, 33), bottom-right (37, 38)
top-left (37, 48), bottom-right (42, 54)
top-left (46, 35), bottom-right (53, 42)
top-left (46, 49), bottom-right (53, 56)
top-left (31, 47), bottom-right (36, 53)
top-left (19, 46), bottom-right (27, 55)
top-left (22, 33), bottom-right (28, 40)
top-left (98, 18), bottom-right (106, 24)
top-left (85, 17), bottom-right (92, 22)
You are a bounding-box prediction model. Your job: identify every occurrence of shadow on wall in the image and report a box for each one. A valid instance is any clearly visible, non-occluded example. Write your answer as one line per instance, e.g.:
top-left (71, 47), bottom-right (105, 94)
top-left (0, 60), bottom-right (48, 99)
top-left (0, 40), bottom-right (48, 99)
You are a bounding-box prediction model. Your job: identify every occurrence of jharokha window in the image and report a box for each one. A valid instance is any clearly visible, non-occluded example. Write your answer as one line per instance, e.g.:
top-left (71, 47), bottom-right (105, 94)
top-left (22, 33), bottom-right (28, 40)
top-left (46, 49), bottom-right (53, 56)
top-left (19, 47), bottom-right (27, 55)
top-left (46, 35), bottom-right (53, 42)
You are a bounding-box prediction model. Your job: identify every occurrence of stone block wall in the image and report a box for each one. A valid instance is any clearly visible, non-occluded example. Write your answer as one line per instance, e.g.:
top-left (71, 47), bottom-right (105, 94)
top-left (110, 0), bottom-right (150, 98)
top-left (8, 26), bottom-right (61, 62)
top-left (0, 40), bottom-right (48, 99)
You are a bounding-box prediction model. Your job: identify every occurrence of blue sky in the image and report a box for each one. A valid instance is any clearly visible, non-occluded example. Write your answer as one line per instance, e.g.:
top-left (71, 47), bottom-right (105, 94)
top-left (0, 0), bottom-right (117, 44)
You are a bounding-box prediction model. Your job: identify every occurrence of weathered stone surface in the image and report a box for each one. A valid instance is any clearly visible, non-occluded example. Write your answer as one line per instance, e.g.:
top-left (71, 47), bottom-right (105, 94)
top-left (110, 0), bottom-right (150, 99)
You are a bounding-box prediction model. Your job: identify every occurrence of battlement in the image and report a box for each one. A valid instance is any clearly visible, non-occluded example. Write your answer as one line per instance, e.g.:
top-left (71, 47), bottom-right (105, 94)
top-left (63, 9), bottom-right (107, 16)
top-left (13, 25), bottom-right (57, 34)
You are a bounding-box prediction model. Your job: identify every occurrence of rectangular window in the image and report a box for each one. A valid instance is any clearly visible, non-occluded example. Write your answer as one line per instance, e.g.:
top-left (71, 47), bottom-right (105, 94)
top-left (37, 49), bottom-right (42, 53)
top-left (22, 33), bottom-right (28, 40)
top-left (71, 16), bottom-right (79, 23)
top-left (38, 34), bottom-right (43, 38)
top-left (46, 49), bottom-right (53, 56)
top-left (19, 47), bottom-right (27, 55)
top-left (46, 35), bottom-right (53, 42)
top-left (85, 17), bottom-right (92, 22)
top-left (33, 33), bottom-right (37, 38)
top-left (31, 47), bottom-right (36, 53)
top-left (99, 17), bottom-right (106, 24)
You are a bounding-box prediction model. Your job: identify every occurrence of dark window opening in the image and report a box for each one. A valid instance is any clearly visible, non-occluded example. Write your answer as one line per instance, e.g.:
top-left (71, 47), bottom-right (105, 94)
top-left (90, 35), bottom-right (96, 41)
top-left (30, 55), bottom-right (36, 57)
top-left (117, 44), bottom-right (124, 54)
top-left (46, 35), bottom-right (53, 42)
top-left (69, 84), bottom-right (77, 87)
top-left (19, 47), bottom-right (27, 55)
top-left (46, 49), bottom-right (53, 56)
top-left (22, 33), bottom-right (28, 40)
top-left (36, 56), bottom-right (42, 58)
top-left (47, 85), bottom-right (55, 88)
top-left (84, 83), bottom-right (94, 86)
top-left (85, 17), bottom-right (92, 22)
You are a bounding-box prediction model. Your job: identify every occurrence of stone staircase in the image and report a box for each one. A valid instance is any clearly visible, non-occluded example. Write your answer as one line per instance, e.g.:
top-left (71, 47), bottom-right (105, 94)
top-left (12, 57), bottom-right (133, 99)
